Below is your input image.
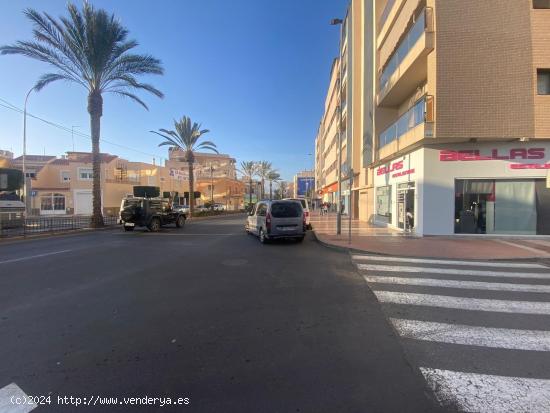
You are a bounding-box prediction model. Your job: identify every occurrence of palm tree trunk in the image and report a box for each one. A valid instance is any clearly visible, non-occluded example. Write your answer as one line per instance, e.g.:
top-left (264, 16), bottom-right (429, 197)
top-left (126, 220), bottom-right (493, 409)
top-left (248, 178), bottom-right (252, 205)
top-left (269, 181), bottom-right (272, 200)
top-left (88, 92), bottom-right (104, 228)
top-left (188, 161), bottom-right (195, 217)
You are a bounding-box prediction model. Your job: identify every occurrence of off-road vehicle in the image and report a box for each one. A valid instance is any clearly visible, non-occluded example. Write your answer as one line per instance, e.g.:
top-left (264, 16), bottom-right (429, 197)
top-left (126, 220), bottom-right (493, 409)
top-left (119, 186), bottom-right (186, 232)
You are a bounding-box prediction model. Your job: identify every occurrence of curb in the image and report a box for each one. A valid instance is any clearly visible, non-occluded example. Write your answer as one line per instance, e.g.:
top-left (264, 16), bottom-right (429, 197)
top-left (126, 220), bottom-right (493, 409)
top-left (311, 229), bottom-right (548, 263)
top-left (187, 213), bottom-right (246, 222)
top-left (0, 225), bottom-right (118, 245)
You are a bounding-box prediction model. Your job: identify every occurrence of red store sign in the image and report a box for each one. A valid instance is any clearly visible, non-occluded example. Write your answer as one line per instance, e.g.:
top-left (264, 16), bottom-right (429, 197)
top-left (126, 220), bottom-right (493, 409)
top-left (439, 148), bottom-right (545, 162)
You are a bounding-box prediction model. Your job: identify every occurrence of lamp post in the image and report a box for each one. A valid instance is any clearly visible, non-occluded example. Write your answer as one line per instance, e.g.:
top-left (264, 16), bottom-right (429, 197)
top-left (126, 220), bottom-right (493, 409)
top-left (331, 17), bottom-right (344, 235)
top-left (22, 86), bottom-right (36, 215)
top-left (210, 163), bottom-right (214, 208)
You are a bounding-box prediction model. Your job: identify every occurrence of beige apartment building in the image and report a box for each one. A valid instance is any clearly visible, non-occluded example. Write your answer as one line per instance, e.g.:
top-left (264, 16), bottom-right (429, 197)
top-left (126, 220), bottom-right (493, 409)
top-left (316, 0), bottom-right (550, 236)
top-left (5, 150), bottom-right (244, 216)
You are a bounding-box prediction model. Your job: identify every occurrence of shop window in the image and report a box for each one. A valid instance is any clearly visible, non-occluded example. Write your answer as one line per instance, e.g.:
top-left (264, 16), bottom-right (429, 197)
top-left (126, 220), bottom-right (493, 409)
top-left (78, 168), bottom-right (93, 180)
top-left (455, 179), bottom-right (538, 235)
top-left (537, 70), bottom-right (550, 95)
top-left (40, 193), bottom-right (66, 211)
top-left (533, 0), bottom-right (550, 8)
top-left (376, 185), bottom-right (391, 217)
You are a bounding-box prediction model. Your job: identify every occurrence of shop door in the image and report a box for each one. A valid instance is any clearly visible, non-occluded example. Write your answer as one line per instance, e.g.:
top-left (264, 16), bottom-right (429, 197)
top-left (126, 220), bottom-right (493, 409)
top-left (397, 183), bottom-right (415, 231)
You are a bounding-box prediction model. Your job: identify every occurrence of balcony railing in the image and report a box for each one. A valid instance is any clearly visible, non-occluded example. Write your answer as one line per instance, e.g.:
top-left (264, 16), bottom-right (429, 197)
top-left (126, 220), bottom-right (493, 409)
top-left (379, 97), bottom-right (427, 148)
top-left (379, 11), bottom-right (426, 92)
top-left (379, 0), bottom-right (397, 30)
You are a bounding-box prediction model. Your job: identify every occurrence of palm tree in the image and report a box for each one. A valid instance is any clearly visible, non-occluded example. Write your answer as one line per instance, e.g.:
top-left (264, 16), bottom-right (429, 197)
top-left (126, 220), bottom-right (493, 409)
top-left (239, 161), bottom-right (257, 207)
top-left (256, 161), bottom-right (272, 200)
top-left (151, 116), bottom-right (216, 217)
top-left (267, 170), bottom-right (281, 200)
top-left (0, 3), bottom-right (164, 227)
top-left (278, 181), bottom-right (289, 200)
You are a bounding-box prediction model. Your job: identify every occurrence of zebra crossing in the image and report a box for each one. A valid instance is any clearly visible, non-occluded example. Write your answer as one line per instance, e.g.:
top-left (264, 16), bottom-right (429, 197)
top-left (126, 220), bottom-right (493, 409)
top-left (352, 254), bottom-right (550, 412)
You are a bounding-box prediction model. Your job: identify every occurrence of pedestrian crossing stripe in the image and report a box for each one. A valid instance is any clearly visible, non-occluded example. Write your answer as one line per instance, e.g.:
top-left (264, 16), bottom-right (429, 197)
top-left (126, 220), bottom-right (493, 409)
top-left (390, 318), bottom-right (550, 351)
top-left (357, 263), bottom-right (550, 279)
top-left (352, 255), bottom-right (547, 269)
top-left (364, 275), bottom-right (550, 293)
top-left (374, 290), bottom-right (550, 315)
top-left (420, 368), bottom-right (550, 413)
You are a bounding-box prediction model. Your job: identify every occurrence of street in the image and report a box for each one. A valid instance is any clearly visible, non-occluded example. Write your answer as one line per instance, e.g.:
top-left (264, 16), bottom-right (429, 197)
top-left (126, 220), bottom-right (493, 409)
top-left (352, 254), bottom-right (550, 412)
top-left (0, 215), bottom-right (438, 413)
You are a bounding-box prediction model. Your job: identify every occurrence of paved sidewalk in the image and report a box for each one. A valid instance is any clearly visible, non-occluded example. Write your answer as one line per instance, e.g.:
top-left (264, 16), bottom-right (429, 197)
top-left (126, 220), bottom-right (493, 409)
top-left (311, 211), bottom-right (550, 260)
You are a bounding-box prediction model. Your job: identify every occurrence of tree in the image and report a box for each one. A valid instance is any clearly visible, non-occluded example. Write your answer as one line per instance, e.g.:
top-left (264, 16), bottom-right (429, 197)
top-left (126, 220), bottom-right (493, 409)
top-left (151, 116), bottom-right (217, 217)
top-left (1, 3), bottom-right (164, 227)
top-left (266, 170), bottom-right (280, 200)
top-left (239, 161), bottom-right (257, 206)
top-left (278, 181), bottom-right (289, 200)
top-left (256, 160), bottom-right (272, 200)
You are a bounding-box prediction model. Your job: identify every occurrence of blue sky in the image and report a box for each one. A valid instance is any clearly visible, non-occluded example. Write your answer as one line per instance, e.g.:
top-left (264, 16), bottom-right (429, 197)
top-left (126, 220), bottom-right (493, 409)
top-left (0, 0), bottom-right (347, 180)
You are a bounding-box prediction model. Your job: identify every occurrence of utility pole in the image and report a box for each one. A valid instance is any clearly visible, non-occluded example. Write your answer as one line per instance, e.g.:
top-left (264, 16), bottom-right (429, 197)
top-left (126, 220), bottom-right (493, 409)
top-left (210, 163), bottom-right (214, 207)
top-left (22, 86), bottom-right (35, 215)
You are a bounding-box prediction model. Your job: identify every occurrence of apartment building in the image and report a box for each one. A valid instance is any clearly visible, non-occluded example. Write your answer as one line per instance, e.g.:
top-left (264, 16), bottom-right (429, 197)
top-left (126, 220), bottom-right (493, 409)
top-left (318, 0), bottom-right (550, 235)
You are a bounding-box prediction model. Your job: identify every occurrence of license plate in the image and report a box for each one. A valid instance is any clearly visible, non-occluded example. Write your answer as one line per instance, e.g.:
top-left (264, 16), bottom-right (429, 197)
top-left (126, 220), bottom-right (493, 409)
top-left (124, 223), bottom-right (135, 227)
top-left (280, 226), bottom-right (296, 231)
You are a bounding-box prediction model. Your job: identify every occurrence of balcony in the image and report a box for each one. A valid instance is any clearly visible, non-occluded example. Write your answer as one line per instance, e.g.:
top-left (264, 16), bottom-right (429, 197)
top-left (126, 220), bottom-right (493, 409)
top-left (378, 9), bottom-right (434, 107)
top-left (378, 96), bottom-right (434, 157)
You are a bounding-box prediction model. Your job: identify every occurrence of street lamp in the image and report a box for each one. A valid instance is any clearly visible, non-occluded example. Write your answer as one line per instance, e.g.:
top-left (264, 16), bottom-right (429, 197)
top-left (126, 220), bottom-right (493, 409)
top-left (331, 17), bottom-right (344, 235)
top-left (22, 86), bottom-right (36, 215)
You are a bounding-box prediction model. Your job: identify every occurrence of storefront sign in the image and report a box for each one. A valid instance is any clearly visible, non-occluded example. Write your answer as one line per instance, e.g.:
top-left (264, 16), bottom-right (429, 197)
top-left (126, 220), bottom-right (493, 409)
top-left (377, 160), bottom-right (403, 175)
top-left (510, 163), bottom-right (550, 170)
top-left (439, 148), bottom-right (545, 162)
top-left (392, 168), bottom-right (415, 178)
top-left (169, 169), bottom-right (188, 181)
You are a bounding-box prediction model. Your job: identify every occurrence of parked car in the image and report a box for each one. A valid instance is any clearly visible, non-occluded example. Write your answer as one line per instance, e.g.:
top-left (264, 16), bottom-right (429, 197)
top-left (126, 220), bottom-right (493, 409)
top-left (284, 198), bottom-right (311, 229)
top-left (173, 203), bottom-right (190, 214)
top-left (119, 196), bottom-right (186, 232)
top-left (212, 203), bottom-right (226, 211)
top-left (245, 200), bottom-right (305, 244)
top-left (195, 205), bottom-right (209, 213)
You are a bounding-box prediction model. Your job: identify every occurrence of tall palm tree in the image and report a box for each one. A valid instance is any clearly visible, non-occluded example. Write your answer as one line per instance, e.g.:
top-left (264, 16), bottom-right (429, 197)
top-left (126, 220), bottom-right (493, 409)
top-left (256, 161), bottom-right (272, 200)
top-left (0, 3), bottom-right (164, 227)
top-left (278, 181), bottom-right (289, 200)
top-left (239, 161), bottom-right (257, 207)
top-left (267, 170), bottom-right (281, 200)
top-left (151, 116), bottom-right (216, 217)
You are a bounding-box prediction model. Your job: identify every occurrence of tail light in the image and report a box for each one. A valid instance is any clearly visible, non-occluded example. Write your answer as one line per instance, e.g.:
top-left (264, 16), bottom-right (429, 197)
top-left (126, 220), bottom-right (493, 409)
top-left (266, 212), bottom-right (272, 234)
top-left (303, 213), bottom-right (307, 230)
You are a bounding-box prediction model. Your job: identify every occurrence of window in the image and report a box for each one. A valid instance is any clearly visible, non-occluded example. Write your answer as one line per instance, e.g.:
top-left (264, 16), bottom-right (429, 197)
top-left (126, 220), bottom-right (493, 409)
top-left (533, 0), bottom-right (550, 8)
top-left (256, 203), bottom-right (267, 216)
top-left (537, 69), bottom-right (550, 95)
top-left (61, 171), bottom-right (71, 182)
top-left (376, 186), bottom-right (392, 217)
top-left (40, 193), bottom-right (65, 211)
top-left (78, 168), bottom-right (93, 180)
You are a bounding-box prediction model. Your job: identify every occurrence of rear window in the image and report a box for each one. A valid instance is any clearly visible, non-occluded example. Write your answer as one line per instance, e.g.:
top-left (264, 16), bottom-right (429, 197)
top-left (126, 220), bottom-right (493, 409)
top-left (271, 202), bottom-right (302, 218)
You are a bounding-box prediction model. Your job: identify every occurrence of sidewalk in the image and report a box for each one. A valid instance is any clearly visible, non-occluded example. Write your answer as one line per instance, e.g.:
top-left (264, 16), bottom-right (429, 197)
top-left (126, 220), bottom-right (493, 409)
top-left (310, 211), bottom-right (550, 260)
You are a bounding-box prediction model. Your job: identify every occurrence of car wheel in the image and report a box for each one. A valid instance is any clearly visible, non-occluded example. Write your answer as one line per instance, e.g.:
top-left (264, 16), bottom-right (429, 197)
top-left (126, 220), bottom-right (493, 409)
top-left (124, 226), bottom-right (134, 232)
top-left (148, 217), bottom-right (161, 232)
top-left (176, 215), bottom-right (186, 228)
top-left (259, 229), bottom-right (269, 244)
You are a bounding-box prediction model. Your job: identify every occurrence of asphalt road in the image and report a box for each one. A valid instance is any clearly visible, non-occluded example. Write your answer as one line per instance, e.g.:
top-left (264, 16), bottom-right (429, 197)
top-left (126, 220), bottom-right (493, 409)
top-left (0, 215), bottom-right (439, 413)
top-left (352, 254), bottom-right (550, 412)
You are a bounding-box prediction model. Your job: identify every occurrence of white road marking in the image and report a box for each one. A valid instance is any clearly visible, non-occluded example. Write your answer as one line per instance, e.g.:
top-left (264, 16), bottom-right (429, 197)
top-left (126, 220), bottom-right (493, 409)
top-left (391, 318), bottom-right (550, 351)
top-left (420, 367), bottom-right (550, 413)
top-left (0, 249), bottom-right (73, 265)
top-left (374, 291), bottom-right (550, 315)
top-left (364, 275), bottom-right (550, 293)
top-left (0, 383), bottom-right (37, 412)
top-left (496, 239), bottom-right (550, 257)
top-left (357, 263), bottom-right (550, 280)
top-left (352, 255), bottom-right (546, 269)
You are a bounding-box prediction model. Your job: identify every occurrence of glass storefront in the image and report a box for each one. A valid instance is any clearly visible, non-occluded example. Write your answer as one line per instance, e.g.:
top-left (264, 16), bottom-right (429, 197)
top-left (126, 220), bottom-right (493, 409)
top-left (454, 179), bottom-right (550, 235)
top-left (376, 186), bottom-right (391, 218)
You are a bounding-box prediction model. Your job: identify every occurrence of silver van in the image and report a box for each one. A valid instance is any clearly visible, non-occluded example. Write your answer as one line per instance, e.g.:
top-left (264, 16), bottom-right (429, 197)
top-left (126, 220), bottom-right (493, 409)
top-left (245, 200), bottom-right (305, 244)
